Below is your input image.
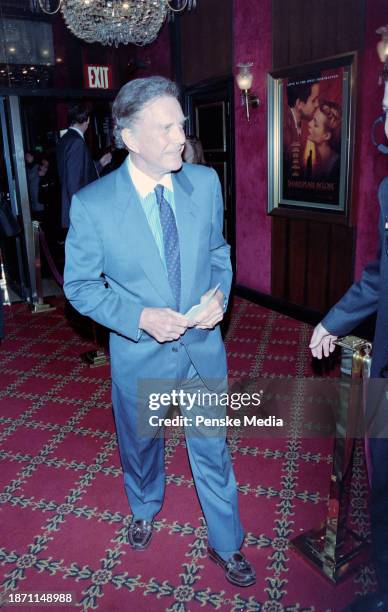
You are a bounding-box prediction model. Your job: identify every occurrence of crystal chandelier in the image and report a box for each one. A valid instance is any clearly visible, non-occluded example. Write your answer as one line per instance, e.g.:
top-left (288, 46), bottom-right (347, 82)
top-left (34, 0), bottom-right (197, 47)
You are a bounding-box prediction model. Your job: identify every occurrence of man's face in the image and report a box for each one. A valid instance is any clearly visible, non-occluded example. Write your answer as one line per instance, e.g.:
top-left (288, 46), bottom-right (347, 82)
top-left (299, 83), bottom-right (320, 121)
top-left (122, 95), bottom-right (186, 180)
top-left (38, 159), bottom-right (49, 177)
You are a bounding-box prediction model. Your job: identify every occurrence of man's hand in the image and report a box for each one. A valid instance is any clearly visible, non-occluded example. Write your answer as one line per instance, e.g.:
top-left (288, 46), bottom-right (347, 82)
top-left (139, 308), bottom-right (189, 343)
top-left (309, 322), bottom-right (338, 359)
top-left (192, 289), bottom-right (224, 330)
top-left (99, 152), bottom-right (112, 168)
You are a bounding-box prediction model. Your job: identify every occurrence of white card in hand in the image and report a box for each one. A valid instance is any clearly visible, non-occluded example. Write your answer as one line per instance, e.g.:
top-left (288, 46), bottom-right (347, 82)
top-left (185, 284), bottom-right (220, 321)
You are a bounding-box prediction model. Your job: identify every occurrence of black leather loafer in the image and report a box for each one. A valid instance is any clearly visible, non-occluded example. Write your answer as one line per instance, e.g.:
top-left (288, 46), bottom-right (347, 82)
top-left (208, 546), bottom-right (256, 587)
top-left (342, 592), bottom-right (388, 612)
top-left (128, 519), bottom-right (153, 550)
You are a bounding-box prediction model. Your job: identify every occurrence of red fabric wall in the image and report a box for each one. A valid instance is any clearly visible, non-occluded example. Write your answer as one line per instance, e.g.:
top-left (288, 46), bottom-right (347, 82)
top-left (135, 23), bottom-right (172, 79)
top-left (353, 0), bottom-right (388, 279)
top-left (233, 0), bottom-right (272, 293)
top-left (233, 0), bottom-right (388, 293)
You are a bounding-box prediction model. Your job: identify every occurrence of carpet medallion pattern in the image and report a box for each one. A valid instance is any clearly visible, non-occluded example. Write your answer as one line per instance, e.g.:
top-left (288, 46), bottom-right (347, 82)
top-left (0, 298), bottom-right (374, 611)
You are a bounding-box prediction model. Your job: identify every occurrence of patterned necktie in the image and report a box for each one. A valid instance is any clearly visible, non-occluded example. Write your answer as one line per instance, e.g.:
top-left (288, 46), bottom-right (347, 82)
top-left (154, 184), bottom-right (181, 310)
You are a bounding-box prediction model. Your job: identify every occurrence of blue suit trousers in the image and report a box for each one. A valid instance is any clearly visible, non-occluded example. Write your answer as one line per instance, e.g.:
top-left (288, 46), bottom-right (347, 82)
top-left (111, 341), bottom-right (244, 553)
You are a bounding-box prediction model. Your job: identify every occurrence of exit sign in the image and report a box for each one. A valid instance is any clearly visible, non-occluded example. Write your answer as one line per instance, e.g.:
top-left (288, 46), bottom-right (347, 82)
top-left (84, 65), bottom-right (112, 90)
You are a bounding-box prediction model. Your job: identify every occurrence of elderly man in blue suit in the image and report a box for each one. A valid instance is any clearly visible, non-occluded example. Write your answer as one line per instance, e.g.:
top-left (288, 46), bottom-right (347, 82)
top-left (309, 84), bottom-right (388, 611)
top-left (64, 77), bottom-right (255, 587)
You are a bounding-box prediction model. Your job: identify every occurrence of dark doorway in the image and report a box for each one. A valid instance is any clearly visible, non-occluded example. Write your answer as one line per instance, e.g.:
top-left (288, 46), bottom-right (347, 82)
top-left (21, 96), bottom-right (114, 160)
top-left (0, 96), bottom-right (30, 301)
top-left (0, 92), bottom-right (115, 306)
top-left (184, 77), bottom-right (236, 269)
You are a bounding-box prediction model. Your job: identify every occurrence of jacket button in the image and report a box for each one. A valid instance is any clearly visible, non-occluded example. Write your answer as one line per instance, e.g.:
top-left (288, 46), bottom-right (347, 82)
top-left (172, 347), bottom-right (178, 353)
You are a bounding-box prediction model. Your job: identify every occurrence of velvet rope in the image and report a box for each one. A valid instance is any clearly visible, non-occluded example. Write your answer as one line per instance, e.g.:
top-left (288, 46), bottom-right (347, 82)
top-left (38, 227), bottom-right (64, 286)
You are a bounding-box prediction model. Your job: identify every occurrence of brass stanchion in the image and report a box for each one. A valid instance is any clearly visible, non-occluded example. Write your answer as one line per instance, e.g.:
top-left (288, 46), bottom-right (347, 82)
top-left (80, 322), bottom-right (109, 368)
top-left (291, 336), bottom-right (371, 583)
top-left (0, 248), bottom-right (10, 306)
top-left (31, 220), bottom-right (56, 314)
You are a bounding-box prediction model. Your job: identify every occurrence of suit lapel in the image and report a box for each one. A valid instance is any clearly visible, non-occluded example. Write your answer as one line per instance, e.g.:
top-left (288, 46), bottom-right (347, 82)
top-left (173, 168), bottom-right (198, 313)
top-left (115, 161), bottom-right (175, 308)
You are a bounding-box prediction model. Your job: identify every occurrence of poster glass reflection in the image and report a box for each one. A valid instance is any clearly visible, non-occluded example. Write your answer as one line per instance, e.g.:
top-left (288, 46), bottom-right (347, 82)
top-left (268, 55), bottom-right (356, 213)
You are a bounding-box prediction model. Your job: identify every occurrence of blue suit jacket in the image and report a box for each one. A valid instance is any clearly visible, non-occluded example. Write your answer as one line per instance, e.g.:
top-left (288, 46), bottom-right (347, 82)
top-left (64, 160), bottom-right (232, 392)
top-left (322, 178), bottom-right (388, 377)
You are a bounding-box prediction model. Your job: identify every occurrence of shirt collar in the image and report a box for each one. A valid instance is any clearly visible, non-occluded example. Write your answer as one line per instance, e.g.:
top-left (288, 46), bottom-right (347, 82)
top-left (69, 126), bottom-right (85, 140)
top-left (128, 155), bottom-right (173, 198)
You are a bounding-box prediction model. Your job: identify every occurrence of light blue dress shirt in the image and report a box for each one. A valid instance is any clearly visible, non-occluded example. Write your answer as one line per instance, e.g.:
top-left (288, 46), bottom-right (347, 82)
top-left (128, 156), bottom-right (177, 274)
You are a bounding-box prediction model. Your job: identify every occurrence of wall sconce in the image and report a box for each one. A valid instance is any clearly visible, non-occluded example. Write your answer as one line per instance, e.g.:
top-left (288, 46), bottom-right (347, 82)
top-left (236, 62), bottom-right (260, 121)
top-left (376, 25), bottom-right (388, 85)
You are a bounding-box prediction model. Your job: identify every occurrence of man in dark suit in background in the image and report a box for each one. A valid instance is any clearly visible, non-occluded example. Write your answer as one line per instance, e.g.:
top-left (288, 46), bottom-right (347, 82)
top-left (56, 104), bottom-right (111, 230)
top-left (309, 84), bottom-right (388, 612)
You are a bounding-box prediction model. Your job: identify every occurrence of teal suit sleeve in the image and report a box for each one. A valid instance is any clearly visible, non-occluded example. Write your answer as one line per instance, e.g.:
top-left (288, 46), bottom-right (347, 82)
top-left (64, 193), bottom-right (144, 341)
top-left (209, 171), bottom-right (232, 308)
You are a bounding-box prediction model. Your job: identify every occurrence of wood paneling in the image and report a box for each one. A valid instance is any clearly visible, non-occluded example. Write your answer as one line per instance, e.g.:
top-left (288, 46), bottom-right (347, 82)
top-left (306, 221), bottom-right (330, 310)
top-left (273, 0), bottom-right (365, 67)
top-left (288, 220), bottom-right (308, 304)
top-left (272, 218), bottom-right (354, 311)
top-left (328, 224), bottom-right (355, 305)
top-left (179, 0), bottom-right (232, 85)
top-left (271, 217), bottom-right (288, 298)
top-left (271, 0), bottom-right (365, 313)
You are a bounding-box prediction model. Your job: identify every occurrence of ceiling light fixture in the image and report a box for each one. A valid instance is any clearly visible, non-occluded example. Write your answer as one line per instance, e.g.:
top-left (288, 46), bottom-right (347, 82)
top-left (35, 0), bottom-right (197, 47)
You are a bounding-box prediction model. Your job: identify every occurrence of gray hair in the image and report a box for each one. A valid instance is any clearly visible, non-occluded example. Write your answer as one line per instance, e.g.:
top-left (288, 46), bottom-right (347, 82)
top-left (112, 76), bottom-right (180, 149)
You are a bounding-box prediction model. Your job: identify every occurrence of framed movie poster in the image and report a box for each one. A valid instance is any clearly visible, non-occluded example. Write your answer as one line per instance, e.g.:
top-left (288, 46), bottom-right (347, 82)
top-left (268, 54), bottom-right (356, 213)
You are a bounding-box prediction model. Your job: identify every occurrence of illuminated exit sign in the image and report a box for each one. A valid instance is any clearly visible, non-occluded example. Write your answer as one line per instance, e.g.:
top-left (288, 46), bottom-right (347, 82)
top-left (84, 65), bottom-right (112, 89)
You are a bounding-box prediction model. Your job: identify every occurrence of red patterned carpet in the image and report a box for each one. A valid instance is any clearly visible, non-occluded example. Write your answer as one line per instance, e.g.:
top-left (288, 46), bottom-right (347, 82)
top-left (0, 297), bottom-right (374, 611)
